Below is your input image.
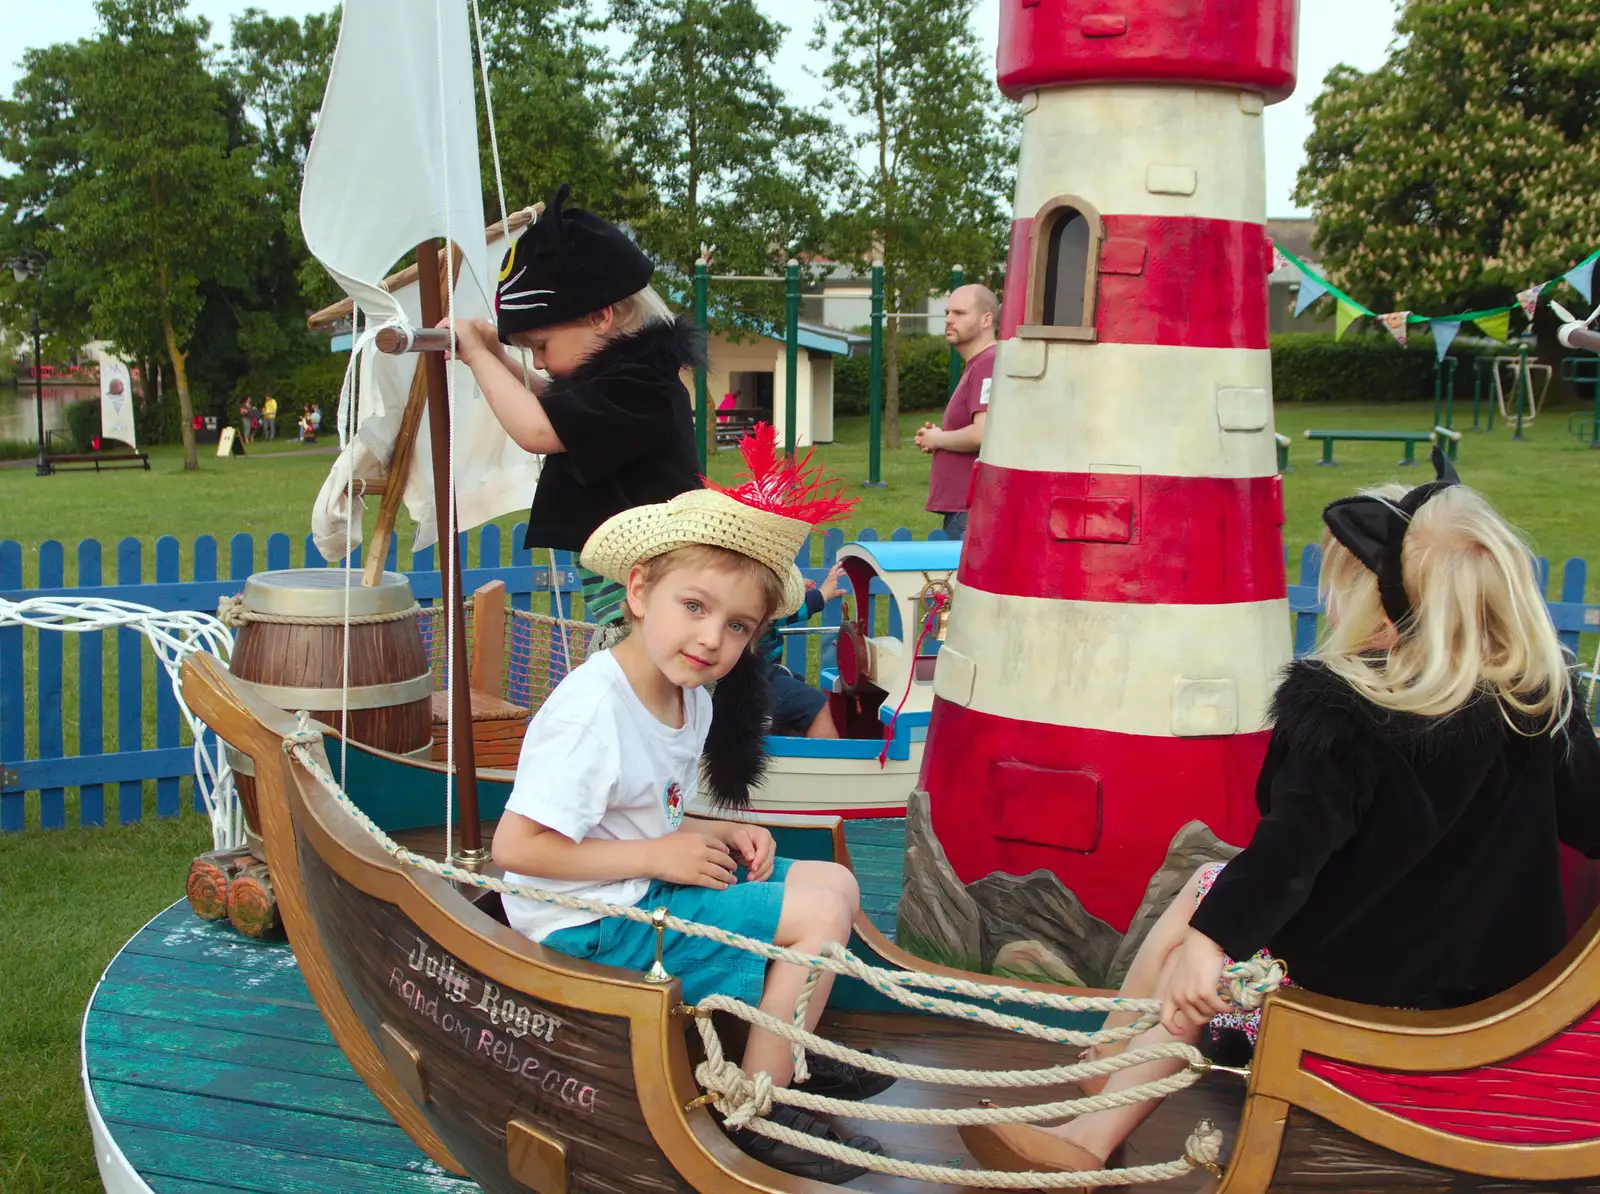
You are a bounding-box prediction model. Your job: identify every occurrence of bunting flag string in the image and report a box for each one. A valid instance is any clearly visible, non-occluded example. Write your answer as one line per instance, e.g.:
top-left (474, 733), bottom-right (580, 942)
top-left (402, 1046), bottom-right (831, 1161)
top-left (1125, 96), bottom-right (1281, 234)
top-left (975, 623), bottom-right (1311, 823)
top-left (1274, 245), bottom-right (1600, 352)
top-left (1335, 298), bottom-right (1362, 341)
top-left (1474, 309), bottom-right (1511, 343)
top-left (1565, 256), bottom-right (1596, 305)
top-left (1294, 273), bottom-right (1329, 317)
top-left (1378, 311), bottom-right (1410, 347)
top-left (1517, 283), bottom-right (1545, 322)
top-left (1431, 320), bottom-right (1462, 362)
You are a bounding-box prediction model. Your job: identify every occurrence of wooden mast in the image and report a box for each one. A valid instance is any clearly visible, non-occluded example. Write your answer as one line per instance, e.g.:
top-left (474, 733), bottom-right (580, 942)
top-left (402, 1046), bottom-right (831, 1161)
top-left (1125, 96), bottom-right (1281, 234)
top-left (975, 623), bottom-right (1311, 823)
top-left (413, 238), bottom-right (483, 860)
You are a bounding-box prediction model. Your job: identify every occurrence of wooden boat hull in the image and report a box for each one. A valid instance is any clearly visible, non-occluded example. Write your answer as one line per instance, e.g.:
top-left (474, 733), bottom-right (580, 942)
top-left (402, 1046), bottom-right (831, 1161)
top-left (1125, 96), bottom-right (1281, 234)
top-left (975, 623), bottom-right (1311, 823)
top-left (183, 654), bottom-right (1600, 1193)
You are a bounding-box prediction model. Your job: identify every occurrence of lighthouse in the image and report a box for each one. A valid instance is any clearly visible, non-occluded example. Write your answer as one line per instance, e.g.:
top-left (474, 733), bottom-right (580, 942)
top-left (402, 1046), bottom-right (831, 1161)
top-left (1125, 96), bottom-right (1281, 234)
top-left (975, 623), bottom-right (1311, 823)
top-left (920, 0), bottom-right (1299, 930)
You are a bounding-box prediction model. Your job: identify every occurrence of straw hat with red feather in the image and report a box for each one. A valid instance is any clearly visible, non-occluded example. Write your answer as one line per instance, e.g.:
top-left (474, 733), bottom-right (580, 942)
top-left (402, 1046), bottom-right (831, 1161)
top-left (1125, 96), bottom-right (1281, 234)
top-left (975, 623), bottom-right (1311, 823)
top-left (581, 424), bottom-right (857, 618)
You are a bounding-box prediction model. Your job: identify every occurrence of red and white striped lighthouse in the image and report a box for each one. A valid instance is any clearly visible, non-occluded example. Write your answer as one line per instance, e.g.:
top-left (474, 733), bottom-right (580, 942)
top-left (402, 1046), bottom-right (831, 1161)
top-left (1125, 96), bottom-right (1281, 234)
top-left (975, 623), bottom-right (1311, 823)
top-left (921, 0), bottom-right (1299, 931)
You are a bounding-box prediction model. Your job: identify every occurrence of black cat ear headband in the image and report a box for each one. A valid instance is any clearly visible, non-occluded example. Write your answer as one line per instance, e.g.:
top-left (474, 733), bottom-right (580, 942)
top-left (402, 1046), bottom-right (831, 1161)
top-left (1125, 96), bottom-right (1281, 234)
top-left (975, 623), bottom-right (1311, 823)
top-left (1321, 446), bottom-right (1460, 627)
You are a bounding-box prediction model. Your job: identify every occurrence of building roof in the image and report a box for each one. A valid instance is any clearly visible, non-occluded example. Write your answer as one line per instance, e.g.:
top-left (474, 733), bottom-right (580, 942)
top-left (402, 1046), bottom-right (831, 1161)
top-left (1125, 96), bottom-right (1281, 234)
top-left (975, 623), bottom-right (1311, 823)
top-left (1266, 218), bottom-right (1318, 262)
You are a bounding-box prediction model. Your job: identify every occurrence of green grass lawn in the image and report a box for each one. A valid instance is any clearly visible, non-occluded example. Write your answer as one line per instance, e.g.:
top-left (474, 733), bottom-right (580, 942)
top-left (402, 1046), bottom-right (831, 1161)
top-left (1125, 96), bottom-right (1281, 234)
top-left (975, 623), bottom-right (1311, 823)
top-left (2, 398), bottom-right (1599, 1190)
top-left (3, 403), bottom-right (1598, 581)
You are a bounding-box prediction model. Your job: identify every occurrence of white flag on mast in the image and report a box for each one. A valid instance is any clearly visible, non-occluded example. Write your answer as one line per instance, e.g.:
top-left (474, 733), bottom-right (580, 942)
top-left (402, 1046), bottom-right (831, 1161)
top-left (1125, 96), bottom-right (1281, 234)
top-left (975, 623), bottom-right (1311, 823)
top-left (301, 0), bottom-right (541, 559)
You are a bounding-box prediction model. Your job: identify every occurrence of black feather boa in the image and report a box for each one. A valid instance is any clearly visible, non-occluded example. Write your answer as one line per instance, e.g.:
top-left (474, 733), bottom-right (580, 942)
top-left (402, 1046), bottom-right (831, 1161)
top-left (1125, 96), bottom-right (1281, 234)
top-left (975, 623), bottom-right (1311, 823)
top-left (702, 651), bottom-right (771, 810)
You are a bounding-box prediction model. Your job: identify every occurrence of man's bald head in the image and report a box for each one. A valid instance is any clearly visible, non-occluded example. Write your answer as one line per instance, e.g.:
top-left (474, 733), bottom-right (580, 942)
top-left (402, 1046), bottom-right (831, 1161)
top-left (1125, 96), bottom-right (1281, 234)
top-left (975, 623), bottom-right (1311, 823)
top-left (945, 283), bottom-right (1000, 357)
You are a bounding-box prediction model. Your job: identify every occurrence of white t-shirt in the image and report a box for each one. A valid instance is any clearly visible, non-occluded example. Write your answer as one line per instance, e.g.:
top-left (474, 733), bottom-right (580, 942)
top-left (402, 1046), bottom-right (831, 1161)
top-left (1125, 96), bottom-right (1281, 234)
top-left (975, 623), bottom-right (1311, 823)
top-left (500, 650), bottom-right (712, 942)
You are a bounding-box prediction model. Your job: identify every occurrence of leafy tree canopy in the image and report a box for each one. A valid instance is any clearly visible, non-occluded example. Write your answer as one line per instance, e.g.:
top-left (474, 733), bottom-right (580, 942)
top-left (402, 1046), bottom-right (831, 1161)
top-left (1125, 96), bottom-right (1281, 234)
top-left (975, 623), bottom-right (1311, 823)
top-left (1296, 0), bottom-right (1600, 317)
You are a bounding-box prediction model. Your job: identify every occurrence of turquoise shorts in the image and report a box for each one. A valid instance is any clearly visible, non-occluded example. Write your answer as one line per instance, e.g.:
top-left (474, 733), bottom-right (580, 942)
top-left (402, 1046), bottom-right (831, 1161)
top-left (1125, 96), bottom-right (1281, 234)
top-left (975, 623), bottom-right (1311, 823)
top-left (542, 857), bottom-right (795, 1006)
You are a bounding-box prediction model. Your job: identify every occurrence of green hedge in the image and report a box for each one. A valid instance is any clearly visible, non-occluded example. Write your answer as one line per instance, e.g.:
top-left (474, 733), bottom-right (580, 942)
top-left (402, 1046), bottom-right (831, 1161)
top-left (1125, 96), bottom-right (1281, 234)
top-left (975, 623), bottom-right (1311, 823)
top-left (832, 331), bottom-right (1507, 413)
top-left (276, 353), bottom-right (350, 426)
top-left (1270, 333), bottom-right (1503, 403)
top-left (835, 334), bottom-right (955, 416)
top-left (64, 387), bottom-right (191, 450)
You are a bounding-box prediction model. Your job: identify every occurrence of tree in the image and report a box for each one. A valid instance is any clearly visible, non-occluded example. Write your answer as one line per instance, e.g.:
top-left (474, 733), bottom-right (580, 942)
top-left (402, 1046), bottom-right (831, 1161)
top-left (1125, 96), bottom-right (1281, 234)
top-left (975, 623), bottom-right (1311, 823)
top-left (1296, 0), bottom-right (1600, 325)
top-left (227, 7), bottom-right (341, 321)
top-left (0, 41), bottom-right (98, 365)
top-left (812, 0), bottom-right (1014, 447)
top-left (612, 0), bottom-right (847, 325)
top-left (472, 0), bottom-right (643, 228)
top-left (63, 0), bottom-right (263, 470)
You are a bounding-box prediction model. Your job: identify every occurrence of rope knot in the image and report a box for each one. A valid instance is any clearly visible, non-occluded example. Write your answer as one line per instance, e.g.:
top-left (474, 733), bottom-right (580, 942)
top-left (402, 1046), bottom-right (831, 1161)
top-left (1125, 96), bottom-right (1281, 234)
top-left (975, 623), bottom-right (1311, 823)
top-left (1221, 957), bottom-right (1287, 1010)
top-left (1184, 1119), bottom-right (1225, 1177)
top-left (282, 711), bottom-right (323, 751)
top-left (216, 595), bottom-right (251, 628)
top-left (694, 1059), bottom-right (773, 1129)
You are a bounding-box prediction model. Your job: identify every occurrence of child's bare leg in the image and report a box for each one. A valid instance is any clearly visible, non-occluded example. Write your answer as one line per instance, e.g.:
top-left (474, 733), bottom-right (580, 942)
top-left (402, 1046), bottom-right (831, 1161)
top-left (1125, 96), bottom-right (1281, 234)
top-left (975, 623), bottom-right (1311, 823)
top-left (1050, 946), bottom-right (1203, 1161)
top-left (804, 704), bottom-right (840, 739)
top-left (1096, 867), bottom-right (1207, 1041)
top-left (784, 860), bottom-right (860, 919)
top-left (742, 881), bottom-right (854, 1084)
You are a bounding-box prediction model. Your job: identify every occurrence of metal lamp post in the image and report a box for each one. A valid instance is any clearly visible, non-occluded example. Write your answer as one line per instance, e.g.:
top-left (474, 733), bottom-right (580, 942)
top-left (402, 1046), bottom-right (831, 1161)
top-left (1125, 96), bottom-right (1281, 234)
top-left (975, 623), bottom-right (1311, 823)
top-left (5, 251), bottom-right (49, 476)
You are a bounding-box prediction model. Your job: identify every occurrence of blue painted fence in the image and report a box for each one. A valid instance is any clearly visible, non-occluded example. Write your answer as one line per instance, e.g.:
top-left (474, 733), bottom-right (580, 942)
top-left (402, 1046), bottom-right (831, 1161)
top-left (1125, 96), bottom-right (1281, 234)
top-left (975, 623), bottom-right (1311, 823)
top-left (2, 528), bottom-right (1595, 833)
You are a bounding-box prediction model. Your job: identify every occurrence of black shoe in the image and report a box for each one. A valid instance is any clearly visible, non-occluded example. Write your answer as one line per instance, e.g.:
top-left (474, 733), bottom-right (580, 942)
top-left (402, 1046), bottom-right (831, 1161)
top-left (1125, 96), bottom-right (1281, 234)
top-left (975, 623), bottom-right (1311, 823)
top-left (792, 1048), bottom-right (900, 1101)
top-left (725, 1102), bottom-right (882, 1183)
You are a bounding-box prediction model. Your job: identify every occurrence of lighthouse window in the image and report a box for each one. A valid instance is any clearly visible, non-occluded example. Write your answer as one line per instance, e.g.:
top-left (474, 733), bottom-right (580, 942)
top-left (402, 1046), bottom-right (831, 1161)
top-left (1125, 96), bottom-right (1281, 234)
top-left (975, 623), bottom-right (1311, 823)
top-left (1042, 209), bottom-right (1090, 326)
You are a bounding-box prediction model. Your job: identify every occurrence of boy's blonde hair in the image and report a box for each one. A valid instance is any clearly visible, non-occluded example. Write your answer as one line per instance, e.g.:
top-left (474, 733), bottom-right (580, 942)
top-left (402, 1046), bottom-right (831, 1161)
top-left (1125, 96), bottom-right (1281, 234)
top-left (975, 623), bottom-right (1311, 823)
top-left (1315, 483), bottom-right (1571, 733)
top-left (505, 286), bottom-right (674, 352)
top-left (624, 543), bottom-right (787, 632)
top-left (608, 285), bottom-right (675, 334)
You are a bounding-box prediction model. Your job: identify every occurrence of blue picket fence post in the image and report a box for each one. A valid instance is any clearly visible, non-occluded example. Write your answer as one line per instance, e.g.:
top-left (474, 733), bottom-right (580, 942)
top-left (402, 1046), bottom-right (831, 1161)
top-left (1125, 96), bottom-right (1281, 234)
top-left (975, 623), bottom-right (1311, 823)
top-left (0, 540), bottom-right (19, 833)
top-left (1, 527), bottom-right (1595, 833)
top-left (116, 538), bottom-right (143, 825)
top-left (78, 539), bottom-right (105, 827)
top-left (36, 540), bottom-right (65, 829)
top-left (155, 537), bottom-right (182, 819)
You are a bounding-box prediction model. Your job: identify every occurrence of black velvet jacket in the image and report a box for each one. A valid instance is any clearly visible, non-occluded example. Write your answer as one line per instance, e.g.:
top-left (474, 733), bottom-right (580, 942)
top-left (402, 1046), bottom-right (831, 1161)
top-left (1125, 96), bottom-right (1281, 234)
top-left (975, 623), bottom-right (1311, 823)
top-left (524, 316), bottom-right (704, 552)
top-left (1191, 660), bottom-right (1600, 1010)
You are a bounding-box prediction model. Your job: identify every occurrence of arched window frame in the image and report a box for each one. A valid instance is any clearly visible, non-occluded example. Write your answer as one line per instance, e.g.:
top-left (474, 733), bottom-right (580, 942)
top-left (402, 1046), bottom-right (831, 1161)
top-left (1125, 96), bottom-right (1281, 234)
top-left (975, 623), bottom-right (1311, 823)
top-left (1019, 195), bottom-right (1102, 342)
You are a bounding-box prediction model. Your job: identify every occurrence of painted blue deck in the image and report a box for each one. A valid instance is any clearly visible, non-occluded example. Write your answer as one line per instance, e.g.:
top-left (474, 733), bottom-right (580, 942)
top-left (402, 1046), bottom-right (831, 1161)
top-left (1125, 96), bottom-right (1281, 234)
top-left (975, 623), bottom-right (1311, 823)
top-left (85, 821), bottom-right (906, 1190)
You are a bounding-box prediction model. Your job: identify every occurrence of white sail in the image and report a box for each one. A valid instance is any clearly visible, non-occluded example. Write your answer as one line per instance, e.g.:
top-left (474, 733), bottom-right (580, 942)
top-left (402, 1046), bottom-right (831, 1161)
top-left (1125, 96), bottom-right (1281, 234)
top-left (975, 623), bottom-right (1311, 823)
top-left (300, 0), bottom-right (490, 323)
top-left (301, 0), bottom-right (541, 558)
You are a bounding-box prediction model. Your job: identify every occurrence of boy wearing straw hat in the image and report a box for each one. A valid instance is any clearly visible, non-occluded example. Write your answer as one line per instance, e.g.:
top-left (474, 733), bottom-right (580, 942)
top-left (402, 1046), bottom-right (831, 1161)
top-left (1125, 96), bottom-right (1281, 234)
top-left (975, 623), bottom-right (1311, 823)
top-left (491, 427), bottom-right (895, 1182)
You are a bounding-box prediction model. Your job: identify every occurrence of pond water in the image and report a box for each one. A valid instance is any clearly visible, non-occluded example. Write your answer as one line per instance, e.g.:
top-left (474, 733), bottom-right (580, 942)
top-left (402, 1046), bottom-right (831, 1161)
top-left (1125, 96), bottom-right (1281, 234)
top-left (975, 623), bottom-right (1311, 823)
top-left (0, 384), bottom-right (97, 445)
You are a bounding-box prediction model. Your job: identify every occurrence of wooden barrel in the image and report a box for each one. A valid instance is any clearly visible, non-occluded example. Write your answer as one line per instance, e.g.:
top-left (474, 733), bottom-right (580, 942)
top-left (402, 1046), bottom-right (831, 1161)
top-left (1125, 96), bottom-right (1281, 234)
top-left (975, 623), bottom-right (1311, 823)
top-left (224, 569), bottom-right (433, 836)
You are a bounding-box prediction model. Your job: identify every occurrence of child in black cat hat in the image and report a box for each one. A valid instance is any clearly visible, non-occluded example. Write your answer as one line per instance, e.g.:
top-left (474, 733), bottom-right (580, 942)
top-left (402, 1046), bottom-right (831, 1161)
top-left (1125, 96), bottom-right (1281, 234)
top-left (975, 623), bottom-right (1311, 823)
top-left (442, 184), bottom-right (702, 629)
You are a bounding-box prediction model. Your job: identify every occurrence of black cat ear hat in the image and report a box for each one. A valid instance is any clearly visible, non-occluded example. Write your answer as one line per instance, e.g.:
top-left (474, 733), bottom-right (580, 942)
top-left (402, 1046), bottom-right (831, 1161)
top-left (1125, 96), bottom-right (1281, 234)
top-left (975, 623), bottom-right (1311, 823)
top-left (1321, 446), bottom-right (1461, 628)
top-left (494, 184), bottom-right (654, 342)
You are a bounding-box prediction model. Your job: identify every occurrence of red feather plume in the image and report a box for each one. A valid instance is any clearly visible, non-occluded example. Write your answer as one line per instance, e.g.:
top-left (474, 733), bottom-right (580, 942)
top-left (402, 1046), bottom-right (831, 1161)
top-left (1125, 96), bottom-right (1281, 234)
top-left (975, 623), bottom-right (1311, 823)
top-left (703, 422), bottom-right (859, 527)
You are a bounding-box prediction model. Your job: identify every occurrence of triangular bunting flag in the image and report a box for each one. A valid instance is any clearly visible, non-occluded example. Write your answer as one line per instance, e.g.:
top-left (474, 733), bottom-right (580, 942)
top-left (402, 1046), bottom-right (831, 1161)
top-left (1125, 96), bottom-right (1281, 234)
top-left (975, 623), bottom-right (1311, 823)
top-left (1295, 273), bottom-right (1329, 317)
top-left (1431, 320), bottom-right (1462, 361)
top-left (1474, 309), bottom-right (1511, 342)
top-left (1565, 256), bottom-right (1596, 304)
top-left (1271, 245), bottom-right (1289, 274)
top-left (1378, 311), bottom-right (1410, 347)
top-left (1335, 298), bottom-right (1361, 341)
top-left (1517, 282), bottom-right (1545, 321)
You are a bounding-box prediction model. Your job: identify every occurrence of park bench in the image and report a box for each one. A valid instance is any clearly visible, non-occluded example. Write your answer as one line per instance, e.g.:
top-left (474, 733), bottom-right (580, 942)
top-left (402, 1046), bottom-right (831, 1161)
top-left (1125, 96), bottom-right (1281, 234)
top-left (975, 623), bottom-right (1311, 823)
top-left (1303, 425), bottom-right (1459, 467)
top-left (41, 450), bottom-right (150, 475)
top-left (715, 407), bottom-right (762, 447)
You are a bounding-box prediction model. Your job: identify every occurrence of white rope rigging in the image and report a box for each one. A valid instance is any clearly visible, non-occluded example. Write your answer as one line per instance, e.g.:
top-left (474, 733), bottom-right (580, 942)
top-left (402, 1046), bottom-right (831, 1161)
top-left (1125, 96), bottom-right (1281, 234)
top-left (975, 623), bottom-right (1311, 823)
top-left (0, 596), bottom-right (243, 849)
top-left (282, 720), bottom-right (1281, 1185)
top-left (435, 0), bottom-right (462, 865)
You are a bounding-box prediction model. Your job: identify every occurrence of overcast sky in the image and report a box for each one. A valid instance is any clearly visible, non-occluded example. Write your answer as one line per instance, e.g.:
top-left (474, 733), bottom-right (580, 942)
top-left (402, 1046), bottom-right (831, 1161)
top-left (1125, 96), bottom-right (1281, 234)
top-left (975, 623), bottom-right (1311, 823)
top-left (1, 0), bottom-right (1399, 218)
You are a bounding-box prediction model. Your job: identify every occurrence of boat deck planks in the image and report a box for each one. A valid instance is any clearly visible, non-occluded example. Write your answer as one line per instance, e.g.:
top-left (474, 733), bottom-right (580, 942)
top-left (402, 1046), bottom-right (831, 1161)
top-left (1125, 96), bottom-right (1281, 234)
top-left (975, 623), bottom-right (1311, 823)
top-left (88, 825), bottom-right (1232, 1191)
top-left (85, 903), bottom-right (478, 1193)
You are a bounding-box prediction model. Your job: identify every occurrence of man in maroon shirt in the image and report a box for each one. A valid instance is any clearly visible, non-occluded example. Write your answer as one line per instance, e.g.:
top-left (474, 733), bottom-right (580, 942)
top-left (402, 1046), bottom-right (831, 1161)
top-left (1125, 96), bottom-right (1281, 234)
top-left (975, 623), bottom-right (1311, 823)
top-left (915, 285), bottom-right (998, 540)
